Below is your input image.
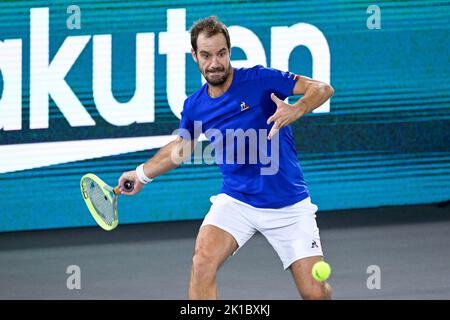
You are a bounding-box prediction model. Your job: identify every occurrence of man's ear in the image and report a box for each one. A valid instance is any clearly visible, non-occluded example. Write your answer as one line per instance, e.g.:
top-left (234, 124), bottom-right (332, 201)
top-left (191, 48), bottom-right (198, 63)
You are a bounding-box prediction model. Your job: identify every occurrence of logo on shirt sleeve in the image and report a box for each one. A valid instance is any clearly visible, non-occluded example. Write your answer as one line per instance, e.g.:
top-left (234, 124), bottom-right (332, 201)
top-left (289, 72), bottom-right (300, 81)
top-left (240, 101), bottom-right (250, 111)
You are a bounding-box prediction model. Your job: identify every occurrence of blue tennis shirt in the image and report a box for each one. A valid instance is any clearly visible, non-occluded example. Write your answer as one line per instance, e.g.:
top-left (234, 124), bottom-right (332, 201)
top-left (179, 65), bottom-right (310, 208)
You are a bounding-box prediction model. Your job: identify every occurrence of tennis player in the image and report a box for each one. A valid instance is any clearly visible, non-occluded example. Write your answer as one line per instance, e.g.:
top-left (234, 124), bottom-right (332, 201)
top-left (119, 16), bottom-right (334, 300)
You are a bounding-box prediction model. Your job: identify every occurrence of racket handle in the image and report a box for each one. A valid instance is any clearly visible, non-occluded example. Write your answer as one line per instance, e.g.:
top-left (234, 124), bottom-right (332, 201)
top-left (114, 180), bottom-right (135, 194)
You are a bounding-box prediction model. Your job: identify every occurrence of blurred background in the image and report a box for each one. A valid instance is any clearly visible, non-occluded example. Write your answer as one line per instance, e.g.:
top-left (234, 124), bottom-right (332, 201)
top-left (0, 0), bottom-right (449, 300)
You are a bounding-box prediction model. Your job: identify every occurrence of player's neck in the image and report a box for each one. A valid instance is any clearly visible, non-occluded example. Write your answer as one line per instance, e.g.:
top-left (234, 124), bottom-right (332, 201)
top-left (207, 67), bottom-right (234, 98)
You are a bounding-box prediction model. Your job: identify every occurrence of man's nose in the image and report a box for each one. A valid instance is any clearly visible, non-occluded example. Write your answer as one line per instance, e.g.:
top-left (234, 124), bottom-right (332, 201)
top-left (210, 56), bottom-right (220, 68)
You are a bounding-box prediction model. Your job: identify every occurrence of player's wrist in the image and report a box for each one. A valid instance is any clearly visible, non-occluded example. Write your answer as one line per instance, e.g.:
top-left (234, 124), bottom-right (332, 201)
top-left (294, 100), bottom-right (308, 117)
top-left (135, 163), bottom-right (153, 184)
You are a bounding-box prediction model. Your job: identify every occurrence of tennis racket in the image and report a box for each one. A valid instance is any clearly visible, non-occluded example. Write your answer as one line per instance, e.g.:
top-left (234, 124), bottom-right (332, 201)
top-left (80, 173), bottom-right (134, 231)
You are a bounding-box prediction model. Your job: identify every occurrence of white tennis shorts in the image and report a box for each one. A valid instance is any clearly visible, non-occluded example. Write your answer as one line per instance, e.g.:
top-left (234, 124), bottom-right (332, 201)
top-left (201, 193), bottom-right (323, 270)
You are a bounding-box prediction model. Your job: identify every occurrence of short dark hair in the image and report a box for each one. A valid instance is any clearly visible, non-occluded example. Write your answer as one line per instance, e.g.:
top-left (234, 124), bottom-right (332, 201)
top-left (190, 16), bottom-right (231, 53)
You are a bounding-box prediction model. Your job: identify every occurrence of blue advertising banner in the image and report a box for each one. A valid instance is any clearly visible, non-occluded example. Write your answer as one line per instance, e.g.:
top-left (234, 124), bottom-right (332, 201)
top-left (1, 0), bottom-right (449, 231)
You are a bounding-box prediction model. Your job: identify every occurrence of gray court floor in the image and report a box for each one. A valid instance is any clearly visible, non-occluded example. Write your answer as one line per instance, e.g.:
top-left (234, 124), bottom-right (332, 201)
top-left (1, 203), bottom-right (449, 299)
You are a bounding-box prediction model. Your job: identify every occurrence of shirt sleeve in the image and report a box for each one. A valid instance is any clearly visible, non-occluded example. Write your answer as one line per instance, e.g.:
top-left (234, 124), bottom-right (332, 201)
top-left (257, 66), bottom-right (299, 100)
top-left (255, 66), bottom-right (300, 119)
top-left (178, 100), bottom-right (201, 140)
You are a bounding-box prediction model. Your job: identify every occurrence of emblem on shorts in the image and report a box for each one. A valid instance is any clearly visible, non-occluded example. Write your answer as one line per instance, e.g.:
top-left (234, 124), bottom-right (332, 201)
top-left (240, 101), bottom-right (250, 111)
top-left (311, 240), bottom-right (319, 249)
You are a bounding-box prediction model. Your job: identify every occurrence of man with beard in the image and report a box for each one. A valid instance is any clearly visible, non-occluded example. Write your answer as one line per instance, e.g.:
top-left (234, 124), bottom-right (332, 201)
top-left (118, 16), bottom-right (334, 300)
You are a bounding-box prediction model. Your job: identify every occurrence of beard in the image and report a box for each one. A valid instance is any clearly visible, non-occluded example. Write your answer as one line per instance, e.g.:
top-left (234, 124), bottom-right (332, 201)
top-left (203, 63), bottom-right (231, 86)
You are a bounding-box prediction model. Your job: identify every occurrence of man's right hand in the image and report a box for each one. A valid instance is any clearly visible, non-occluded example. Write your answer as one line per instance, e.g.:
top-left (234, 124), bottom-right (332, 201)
top-left (118, 170), bottom-right (144, 196)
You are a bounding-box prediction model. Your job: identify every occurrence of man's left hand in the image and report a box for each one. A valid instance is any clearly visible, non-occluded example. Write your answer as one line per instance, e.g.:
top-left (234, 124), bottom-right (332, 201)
top-left (266, 93), bottom-right (306, 140)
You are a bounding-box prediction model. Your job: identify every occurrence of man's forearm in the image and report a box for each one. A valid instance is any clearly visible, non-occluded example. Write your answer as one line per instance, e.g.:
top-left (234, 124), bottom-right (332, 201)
top-left (293, 83), bottom-right (334, 115)
top-left (142, 138), bottom-right (190, 179)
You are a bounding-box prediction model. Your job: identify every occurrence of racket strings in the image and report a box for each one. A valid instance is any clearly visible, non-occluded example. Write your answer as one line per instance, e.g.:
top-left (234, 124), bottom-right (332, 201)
top-left (84, 177), bottom-right (115, 226)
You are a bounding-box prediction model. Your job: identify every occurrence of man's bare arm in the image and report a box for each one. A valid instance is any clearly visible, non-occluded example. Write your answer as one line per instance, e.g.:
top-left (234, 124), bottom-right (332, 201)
top-left (291, 75), bottom-right (334, 115)
top-left (267, 76), bottom-right (334, 139)
top-left (118, 137), bottom-right (196, 195)
top-left (142, 136), bottom-right (196, 179)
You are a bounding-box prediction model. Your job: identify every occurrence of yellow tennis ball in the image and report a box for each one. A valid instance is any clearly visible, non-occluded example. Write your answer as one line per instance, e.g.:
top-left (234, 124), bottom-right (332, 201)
top-left (312, 261), bottom-right (331, 282)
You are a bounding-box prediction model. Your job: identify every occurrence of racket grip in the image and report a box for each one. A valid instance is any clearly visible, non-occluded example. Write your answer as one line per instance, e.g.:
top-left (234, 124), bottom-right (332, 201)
top-left (113, 186), bottom-right (121, 195)
top-left (114, 180), bottom-right (134, 194)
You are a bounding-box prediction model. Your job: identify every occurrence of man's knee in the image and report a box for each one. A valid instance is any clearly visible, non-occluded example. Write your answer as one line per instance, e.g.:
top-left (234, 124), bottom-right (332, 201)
top-left (191, 250), bottom-right (219, 282)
